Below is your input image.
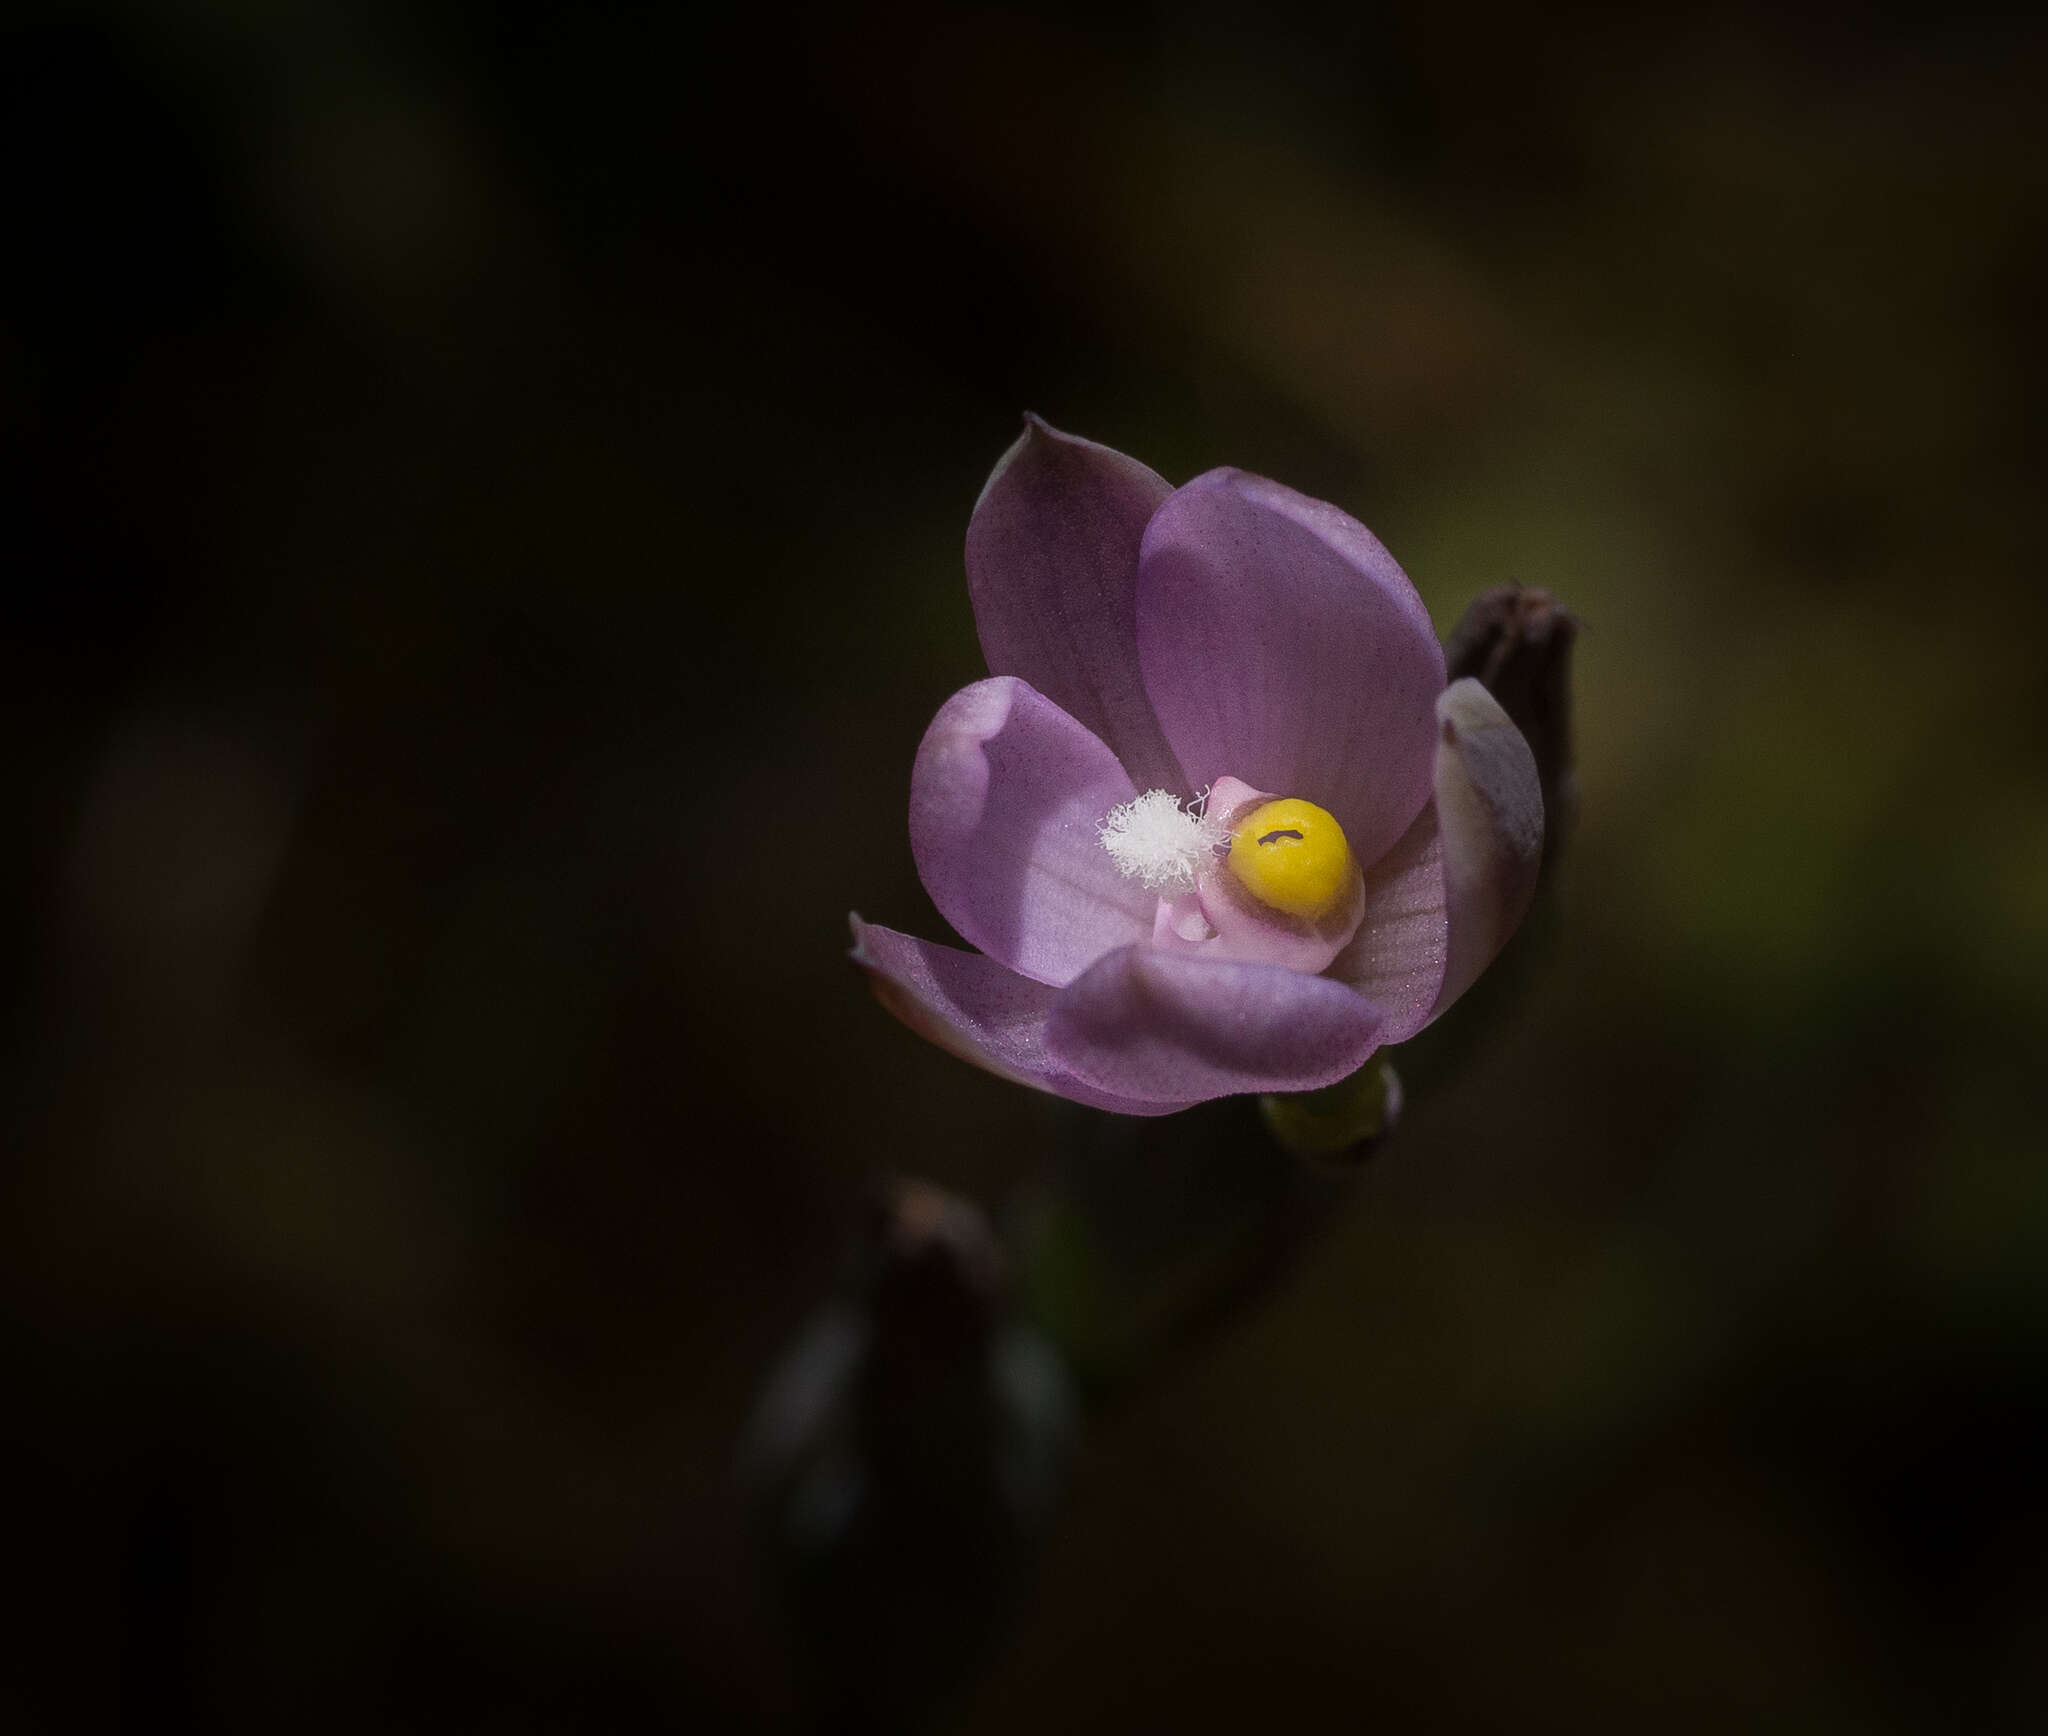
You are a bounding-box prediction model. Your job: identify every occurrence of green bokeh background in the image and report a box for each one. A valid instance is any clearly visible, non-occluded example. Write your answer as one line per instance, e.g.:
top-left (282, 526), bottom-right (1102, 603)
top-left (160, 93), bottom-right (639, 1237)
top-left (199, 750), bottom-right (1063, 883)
top-left (4, 2), bottom-right (2043, 1729)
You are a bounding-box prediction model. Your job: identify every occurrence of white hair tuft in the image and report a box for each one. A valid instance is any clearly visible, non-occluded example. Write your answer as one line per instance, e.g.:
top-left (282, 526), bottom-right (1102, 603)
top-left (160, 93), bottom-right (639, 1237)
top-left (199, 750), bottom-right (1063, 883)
top-left (1097, 788), bottom-right (1225, 894)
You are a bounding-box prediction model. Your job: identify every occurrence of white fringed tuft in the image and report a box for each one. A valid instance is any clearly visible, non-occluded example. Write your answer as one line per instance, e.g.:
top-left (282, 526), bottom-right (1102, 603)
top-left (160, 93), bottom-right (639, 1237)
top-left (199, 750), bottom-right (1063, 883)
top-left (1097, 788), bottom-right (1224, 894)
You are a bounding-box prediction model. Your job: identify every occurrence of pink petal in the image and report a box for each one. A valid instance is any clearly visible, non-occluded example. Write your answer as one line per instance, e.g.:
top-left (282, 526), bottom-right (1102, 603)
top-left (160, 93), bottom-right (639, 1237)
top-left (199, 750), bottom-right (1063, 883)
top-left (1432, 677), bottom-right (1543, 1015)
top-left (1328, 680), bottom-right (1545, 1036)
top-left (909, 677), bottom-right (1155, 987)
top-left (1045, 944), bottom-right (1384, 1103)
top-left (1135, 469), bottom-right (1445, 869)
top-left (1325, 801), bottom-right (1449, 1045)
top-left (965, 416), bottom-right (1186, 794)
top-left (849, 918), bottom-right (1195, 1116)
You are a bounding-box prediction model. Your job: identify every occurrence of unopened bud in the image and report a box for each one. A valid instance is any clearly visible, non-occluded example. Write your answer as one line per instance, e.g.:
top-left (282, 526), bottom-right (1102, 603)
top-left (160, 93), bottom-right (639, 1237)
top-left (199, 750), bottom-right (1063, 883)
top-left (1260, 1054), bottom-right (1403, 1163)
top-left (742, 1178), bottom-right (1077, 1730)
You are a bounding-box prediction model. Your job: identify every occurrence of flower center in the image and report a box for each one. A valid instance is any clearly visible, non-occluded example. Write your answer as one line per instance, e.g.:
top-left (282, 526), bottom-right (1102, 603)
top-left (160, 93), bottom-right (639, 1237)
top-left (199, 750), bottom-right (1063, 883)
top-left (1225, 798), bottom-right (1355, 920)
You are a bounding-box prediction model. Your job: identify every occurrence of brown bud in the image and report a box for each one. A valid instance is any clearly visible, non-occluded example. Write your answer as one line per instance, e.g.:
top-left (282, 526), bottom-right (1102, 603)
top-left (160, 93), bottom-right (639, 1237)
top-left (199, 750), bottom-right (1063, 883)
top-left (861, 1177), bottom-right (1007, 1386)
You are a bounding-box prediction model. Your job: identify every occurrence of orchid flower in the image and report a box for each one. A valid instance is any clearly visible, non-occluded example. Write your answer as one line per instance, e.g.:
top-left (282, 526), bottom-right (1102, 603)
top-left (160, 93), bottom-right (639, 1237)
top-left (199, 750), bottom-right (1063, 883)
top-left (852, 417), bottom-right (1544, 1116)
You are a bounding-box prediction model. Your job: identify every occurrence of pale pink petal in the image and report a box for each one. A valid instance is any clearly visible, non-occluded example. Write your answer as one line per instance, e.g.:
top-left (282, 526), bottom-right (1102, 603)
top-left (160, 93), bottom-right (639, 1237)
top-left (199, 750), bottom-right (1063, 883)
top-left (966, 416), bottom-right (1186, 793)
top-left (1326, 802), bottom-right (1449, 1045)
top-left (1431, 677), bottom-right (1544, 1015)
top-left (909, 677), bottom-right (1156, 988)
top-left (849, 918), bottom-right (1195, 1116)
top-left (1045, 944), bottom-right (1383, 1103)
top-left (1135, 469), bottom-right (1445, 868)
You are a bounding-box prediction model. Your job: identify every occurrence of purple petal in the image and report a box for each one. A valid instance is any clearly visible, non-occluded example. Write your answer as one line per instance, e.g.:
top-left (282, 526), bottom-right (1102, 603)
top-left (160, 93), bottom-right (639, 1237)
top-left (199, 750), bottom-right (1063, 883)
top-left (1135, 469), bottom-right (1445, 869)
top-left (1326, 801), bottom-right (1448, 1045)
top-left (909, 677), bottom-right (1155, 987)
top-left (1045, 945), bottom-right (1383, 1102)
top-left (1431, 677), bottom-right (1543, 1015)
top-left (966, 416), bottom-right (1186, 793)
top-left (849, 918), bottom-right (1195, 1116)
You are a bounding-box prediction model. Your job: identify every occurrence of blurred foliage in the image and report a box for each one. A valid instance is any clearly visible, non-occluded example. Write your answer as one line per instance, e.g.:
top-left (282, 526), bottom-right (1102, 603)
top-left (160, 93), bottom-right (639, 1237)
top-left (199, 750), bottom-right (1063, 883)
top-left (3, 1), bottom-right (2044, 1731)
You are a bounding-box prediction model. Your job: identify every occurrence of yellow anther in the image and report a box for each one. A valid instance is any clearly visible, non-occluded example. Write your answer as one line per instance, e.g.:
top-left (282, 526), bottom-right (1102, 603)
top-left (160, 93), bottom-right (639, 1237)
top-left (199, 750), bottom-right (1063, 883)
top-left (1226, 797), bottom-right (1356, 921)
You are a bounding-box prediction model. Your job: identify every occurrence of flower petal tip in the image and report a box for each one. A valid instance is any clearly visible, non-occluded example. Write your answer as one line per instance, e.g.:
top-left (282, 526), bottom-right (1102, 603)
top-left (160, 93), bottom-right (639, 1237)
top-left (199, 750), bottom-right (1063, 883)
top-left (964, 418), bottom-right (1183, 794)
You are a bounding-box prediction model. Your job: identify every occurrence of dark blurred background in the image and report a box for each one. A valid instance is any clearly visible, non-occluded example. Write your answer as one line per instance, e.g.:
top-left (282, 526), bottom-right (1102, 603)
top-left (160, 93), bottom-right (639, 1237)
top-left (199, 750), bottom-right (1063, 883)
top-left (4, 1), bottom-right (2045, 1730)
